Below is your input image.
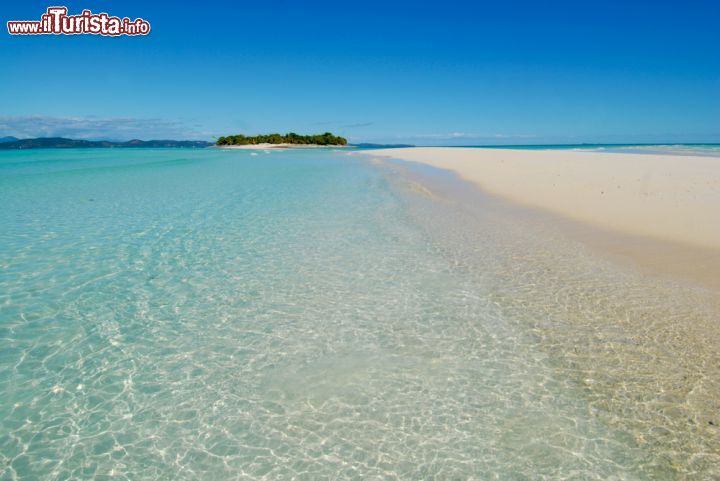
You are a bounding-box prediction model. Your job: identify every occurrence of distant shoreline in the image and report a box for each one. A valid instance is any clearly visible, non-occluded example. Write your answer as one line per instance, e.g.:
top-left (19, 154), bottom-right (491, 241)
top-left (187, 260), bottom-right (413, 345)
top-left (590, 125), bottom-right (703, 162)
top-left (0, 137), bottom-right (212, 149)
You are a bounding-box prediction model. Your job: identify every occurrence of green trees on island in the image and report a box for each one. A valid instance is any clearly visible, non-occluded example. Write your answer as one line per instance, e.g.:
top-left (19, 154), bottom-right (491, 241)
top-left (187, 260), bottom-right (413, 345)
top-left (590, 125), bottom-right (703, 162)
top-left (216, 132), bottom-right (348, 146)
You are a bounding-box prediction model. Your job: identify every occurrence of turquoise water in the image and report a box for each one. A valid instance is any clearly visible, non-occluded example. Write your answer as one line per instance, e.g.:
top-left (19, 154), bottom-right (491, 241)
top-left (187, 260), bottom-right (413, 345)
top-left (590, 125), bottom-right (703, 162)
top-left (461, 143), bottom-right (720, 156)
top-left (1, 149), bottom-right (718, 479)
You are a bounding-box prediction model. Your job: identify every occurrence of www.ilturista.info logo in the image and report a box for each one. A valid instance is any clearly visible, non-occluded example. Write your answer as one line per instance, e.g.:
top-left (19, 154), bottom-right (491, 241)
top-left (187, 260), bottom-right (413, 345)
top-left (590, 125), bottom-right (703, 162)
top-left (7, 7), bottom-right (151, 36)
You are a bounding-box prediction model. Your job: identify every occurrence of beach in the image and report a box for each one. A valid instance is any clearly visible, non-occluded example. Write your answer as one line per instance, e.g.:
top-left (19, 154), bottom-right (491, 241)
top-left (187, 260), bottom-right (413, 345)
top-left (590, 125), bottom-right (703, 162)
top-left (361, 147), bottom-right (720, 249)
top-left (360, 147), bottom-right (720, 291)
top-left (2, 147), bottom-right (719, 479)
top-left (5, 0), bottom-right (718, 477)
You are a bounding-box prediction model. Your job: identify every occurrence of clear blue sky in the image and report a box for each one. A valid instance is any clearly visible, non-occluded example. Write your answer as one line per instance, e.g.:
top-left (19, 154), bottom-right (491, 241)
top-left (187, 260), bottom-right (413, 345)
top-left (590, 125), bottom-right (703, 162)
top-left (1, 0), bottom-right (719, 144)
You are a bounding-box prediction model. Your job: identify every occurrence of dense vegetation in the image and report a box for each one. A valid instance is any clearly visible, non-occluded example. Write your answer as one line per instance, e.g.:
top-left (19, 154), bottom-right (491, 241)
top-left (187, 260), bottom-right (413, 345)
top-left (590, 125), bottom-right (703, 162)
top-left (216, 132), bottom-right (347, 146)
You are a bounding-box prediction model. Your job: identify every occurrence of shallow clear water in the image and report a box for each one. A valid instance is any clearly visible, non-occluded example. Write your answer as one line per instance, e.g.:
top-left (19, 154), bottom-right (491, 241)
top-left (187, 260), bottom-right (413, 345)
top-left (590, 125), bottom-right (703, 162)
top-left (0, 149), bottom-right (718, 480)
top-left (462, 143), bottom-right (720, 157)
top-left (586, 144), bottom-right (720, 157)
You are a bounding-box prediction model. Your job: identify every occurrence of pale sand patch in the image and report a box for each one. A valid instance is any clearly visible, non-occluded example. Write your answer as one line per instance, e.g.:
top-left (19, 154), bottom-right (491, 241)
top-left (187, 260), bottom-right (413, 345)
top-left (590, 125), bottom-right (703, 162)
top-left (358, 147), bottom-right (720, 291)
top-left (360, 147), bottom-right (720, 250)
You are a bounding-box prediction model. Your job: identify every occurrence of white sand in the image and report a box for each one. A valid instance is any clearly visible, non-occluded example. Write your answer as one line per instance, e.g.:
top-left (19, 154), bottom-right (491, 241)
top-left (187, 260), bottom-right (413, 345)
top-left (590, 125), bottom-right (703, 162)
top-left (361, 148), bottom-right (720, 250)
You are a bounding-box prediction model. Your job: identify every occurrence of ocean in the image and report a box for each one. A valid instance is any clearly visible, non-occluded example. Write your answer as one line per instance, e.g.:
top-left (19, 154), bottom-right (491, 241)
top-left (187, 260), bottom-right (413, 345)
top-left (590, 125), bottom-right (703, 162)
top-left (1, 148), bottom-right (717, 479)
top-left (460, 143), bottom-right (720, 156)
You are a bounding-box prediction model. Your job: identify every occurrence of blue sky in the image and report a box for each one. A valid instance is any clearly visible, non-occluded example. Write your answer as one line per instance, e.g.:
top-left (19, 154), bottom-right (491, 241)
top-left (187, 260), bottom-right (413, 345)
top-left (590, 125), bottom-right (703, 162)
top-left (1, 0), bottom-right (719, 144)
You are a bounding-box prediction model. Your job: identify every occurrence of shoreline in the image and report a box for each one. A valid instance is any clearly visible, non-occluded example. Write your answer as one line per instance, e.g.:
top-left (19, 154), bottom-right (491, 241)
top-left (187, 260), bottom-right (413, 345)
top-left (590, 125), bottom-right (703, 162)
top-left (358, 147), bottom-right (720, 292)
top-left (374, 155), bottom-right (720, 471)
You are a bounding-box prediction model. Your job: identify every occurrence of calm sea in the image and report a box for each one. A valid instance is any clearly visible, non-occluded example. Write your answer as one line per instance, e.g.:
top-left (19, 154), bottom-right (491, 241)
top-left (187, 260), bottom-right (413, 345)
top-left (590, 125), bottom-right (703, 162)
top-left (460, 143), bottom-right (720, 156)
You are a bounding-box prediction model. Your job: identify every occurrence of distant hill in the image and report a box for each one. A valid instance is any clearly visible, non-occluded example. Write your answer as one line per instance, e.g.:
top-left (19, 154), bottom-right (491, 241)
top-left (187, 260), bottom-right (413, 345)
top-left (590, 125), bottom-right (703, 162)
top-left (0, 137), bottom-right (213, 149)
top-left (0, 136), bottom-right (19, 143)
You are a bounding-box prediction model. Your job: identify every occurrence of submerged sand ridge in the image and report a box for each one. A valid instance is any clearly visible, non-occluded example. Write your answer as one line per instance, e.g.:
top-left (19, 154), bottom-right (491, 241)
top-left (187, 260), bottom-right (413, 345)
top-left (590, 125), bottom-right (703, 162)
top-left (361, 147), bottom-right (720, 251)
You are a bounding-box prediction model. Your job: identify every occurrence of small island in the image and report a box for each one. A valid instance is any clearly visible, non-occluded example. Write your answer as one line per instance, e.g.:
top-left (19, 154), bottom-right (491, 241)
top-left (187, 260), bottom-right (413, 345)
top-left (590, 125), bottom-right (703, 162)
top-left (216, 132), bottom-right (348, 148)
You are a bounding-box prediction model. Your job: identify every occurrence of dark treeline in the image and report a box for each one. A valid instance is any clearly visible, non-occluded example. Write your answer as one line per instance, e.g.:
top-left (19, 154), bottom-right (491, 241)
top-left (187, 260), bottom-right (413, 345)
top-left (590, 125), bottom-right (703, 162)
top-left (216, 132), bottom-right (348, 146)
